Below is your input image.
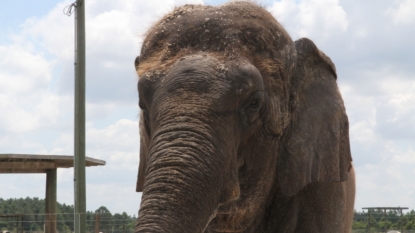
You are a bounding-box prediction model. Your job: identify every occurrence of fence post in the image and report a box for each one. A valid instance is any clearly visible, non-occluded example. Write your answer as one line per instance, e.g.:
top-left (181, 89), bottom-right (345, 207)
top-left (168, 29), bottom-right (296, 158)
top-left (95, 213), bottom-right (100, 233)
top-left (368, 210), bottom-right (371, 233)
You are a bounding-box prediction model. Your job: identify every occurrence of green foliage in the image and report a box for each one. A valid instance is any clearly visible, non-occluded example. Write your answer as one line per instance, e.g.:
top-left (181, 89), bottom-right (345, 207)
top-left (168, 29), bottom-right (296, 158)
top-left (352, 209), bottom-right (415, 232)
top-left (0, 197), bottom-right (137, 233)
top-left (353, 221), bottom-right (366, 229)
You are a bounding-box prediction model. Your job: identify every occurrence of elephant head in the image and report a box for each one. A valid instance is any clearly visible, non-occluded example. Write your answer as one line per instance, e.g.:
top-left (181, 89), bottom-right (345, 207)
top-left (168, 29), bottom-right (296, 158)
top-left (134, 2), bottom-right (353, 233)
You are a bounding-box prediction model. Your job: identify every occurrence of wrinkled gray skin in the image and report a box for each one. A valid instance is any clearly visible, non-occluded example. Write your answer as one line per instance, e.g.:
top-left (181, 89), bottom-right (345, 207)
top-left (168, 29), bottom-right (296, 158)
top-left (134, 2), bottom-right (355, 233)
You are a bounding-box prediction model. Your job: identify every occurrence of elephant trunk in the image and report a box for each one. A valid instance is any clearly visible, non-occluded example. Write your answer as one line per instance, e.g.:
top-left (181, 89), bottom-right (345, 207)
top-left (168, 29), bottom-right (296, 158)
top-left (135, 125), bottom-right (225, 233)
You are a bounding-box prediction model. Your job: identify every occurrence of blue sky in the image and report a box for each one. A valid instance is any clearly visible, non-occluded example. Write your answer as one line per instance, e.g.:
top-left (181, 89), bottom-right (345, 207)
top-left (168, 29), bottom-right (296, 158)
top-left (0, 1), bottom-right (60, 41)
top-left (1, 0), bottom-right (415, 217)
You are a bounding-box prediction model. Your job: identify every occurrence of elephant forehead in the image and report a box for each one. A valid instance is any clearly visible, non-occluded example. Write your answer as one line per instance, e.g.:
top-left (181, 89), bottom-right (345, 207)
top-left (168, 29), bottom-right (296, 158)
top-left (137, 1), bottom-right (295, 79)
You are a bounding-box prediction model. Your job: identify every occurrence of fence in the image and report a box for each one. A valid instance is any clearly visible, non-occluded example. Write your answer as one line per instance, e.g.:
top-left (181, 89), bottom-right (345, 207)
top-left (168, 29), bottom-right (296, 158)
top-left (1, 211), bottom-right (415, 233)
top-left (352, 209), bottom-right (415, 233)
top-left (352, 231), bottom-right (415, 233)
top-left (0, 213), bottom-right (136, 233)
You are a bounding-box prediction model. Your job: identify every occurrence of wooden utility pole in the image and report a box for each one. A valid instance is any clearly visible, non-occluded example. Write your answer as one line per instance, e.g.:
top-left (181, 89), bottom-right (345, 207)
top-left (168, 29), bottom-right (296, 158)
top-left (74, 0), bottom-right (86, 233)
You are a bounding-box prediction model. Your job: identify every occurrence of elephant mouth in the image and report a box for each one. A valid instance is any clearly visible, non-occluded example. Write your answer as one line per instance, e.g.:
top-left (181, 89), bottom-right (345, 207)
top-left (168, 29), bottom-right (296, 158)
top-left (208, 213), bottom-right (251, 232)
top-left (207, 176), bottom-right (272, 232)
top-left (207, 199), bottom-right (259, 232)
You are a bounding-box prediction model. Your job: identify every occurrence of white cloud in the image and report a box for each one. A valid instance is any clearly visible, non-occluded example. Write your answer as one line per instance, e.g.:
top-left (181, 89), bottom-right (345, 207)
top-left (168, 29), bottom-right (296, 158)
top-left (348, 65), bottom-right (415, 209)
top-left (355, 147), bottom-right (415, 209)
top-left (0, 45), bottom-right (52, 94)
top-left (268, 0), bottom-right (348, 40)
top-left (387, 0), bottom-right (415, 24)
top-left (0, 94), bottom-right (63, 132)
top-left (87, 183), bottom-right (142, 214)
top-left (84, 119), bottom-right (140, 213)
top-left (0, 174), bottom-right (46, 200)
top-left (0, 42), bottom-right (70, 133)
top-left (20, 1), bottom-right (75, 60)
top-left (350, 120), bottom-right (377, 144)
top-left (395, 147), bottom-right (415, 164)
top-left (86, 119), bottom-right (139, 163)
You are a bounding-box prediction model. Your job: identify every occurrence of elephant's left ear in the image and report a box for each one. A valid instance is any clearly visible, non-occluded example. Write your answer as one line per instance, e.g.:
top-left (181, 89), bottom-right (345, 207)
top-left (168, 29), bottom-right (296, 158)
top-left (278, 38), bottom-right (352, 196)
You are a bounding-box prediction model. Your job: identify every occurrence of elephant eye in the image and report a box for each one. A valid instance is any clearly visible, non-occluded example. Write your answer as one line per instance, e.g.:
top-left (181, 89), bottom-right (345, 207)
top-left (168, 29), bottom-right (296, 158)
top-left (242, 91), bottom-right (264, 124)
top-left (249, 99), bottom-right (260, 108)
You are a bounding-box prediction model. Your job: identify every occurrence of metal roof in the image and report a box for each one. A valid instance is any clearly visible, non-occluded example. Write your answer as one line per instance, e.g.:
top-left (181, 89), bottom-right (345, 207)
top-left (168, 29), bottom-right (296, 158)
top-left (0, 154), bottom-right (106, 173)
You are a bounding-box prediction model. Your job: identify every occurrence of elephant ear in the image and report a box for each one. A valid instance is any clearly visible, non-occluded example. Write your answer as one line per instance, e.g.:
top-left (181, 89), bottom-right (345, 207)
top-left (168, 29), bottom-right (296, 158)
top-left (277, 38), bottom-right (352, 196)
top-left (136, 140), bottom-right (146, 192)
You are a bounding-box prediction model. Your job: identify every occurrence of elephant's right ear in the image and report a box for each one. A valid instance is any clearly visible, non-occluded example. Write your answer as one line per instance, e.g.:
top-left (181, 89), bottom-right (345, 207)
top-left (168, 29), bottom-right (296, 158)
top-left (136, 141), bottom-right (146, 192)
top-left (134, 56), bottom-right (140, 71)
top-left (136, 113), bottom-right (149, 192)
top-left (277, 38), bottom-right (352, 196)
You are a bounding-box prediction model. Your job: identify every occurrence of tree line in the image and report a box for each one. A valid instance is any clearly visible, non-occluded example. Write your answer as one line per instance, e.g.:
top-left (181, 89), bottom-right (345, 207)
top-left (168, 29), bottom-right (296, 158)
top-left (2, 197), bottom-right (415, 232)
top-left (353, 209), bottom-right (415, 232)
top-left (0, 197), bottom-right (136, 232)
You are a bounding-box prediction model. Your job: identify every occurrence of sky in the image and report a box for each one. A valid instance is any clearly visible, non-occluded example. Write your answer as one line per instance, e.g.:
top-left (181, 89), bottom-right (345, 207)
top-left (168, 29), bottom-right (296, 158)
top-left (0, 0), bottom-right (414, 217)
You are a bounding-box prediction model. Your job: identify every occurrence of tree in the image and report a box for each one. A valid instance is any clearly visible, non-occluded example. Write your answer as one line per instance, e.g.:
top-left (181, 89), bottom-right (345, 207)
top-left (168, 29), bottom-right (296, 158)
top-left (96, 206), bottom-right (112, 233)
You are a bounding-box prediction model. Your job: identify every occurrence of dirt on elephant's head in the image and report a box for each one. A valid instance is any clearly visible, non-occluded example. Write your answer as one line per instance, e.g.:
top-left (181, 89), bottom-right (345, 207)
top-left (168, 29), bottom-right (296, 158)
top-left (137, 2), bottom-right (296, 83)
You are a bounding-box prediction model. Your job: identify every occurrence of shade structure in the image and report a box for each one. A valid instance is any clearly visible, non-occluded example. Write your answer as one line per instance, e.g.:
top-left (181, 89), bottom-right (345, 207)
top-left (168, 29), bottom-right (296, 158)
top-left (0, 154), bottom-right (105, 173)
top-left (0, 153), bottom-right (106, 233)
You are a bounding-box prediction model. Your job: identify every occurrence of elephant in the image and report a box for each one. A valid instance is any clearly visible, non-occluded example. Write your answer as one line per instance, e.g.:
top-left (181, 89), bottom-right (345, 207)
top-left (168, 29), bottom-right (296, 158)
top-left (133, 2), bottom-right (355, 233)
